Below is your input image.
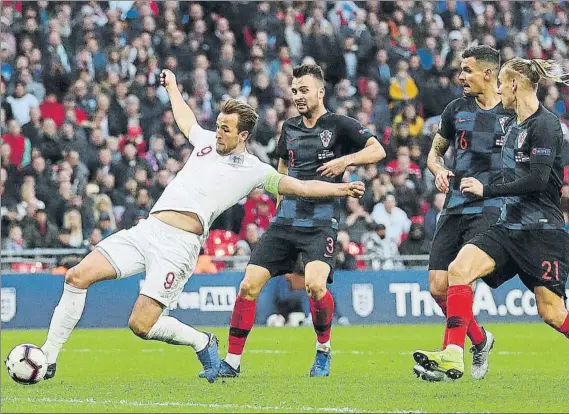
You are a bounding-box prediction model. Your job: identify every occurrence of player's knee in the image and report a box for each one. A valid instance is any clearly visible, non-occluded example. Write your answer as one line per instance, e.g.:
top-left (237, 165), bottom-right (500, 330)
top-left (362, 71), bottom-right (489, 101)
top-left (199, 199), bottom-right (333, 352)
top-left (64, 266), bottom-right (90, 289)
top-left (238, 278), bottom-right (262, 300)
top-left (128, 314), bottom-right (152, 339)
top-left (305, 280), bottom-right (326, 300)
top-left (429, 271), bottom-right (448, 301)
top-left (447, 259), bottom-right (470, 285)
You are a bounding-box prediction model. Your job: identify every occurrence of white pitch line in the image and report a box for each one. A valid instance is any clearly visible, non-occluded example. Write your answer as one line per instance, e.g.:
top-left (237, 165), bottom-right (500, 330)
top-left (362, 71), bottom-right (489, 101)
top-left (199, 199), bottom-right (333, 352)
top-left (1, 397), bottom-right (424, 413)
top-left (61, 348), bottom-right (542, 356)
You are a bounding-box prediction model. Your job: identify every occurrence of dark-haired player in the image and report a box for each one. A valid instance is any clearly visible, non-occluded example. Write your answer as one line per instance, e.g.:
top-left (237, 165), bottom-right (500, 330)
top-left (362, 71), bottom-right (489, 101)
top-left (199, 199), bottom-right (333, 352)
top-left (415, 45), bottom-right (514, 382)
top-left (414, 58), bottom-right (569, 381)
top-left (217, 64), bottom-right (385, 378)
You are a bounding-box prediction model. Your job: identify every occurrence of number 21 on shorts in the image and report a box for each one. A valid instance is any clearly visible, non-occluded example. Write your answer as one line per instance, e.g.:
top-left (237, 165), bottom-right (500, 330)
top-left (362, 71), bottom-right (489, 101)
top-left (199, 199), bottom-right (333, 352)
top-left (541, 260), bottom-right (559, 281)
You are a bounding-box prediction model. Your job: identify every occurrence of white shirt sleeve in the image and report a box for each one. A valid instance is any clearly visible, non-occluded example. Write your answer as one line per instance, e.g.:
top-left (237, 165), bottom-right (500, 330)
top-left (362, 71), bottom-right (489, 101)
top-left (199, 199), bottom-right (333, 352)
top-left (188, 124), bottom-right (216, 147)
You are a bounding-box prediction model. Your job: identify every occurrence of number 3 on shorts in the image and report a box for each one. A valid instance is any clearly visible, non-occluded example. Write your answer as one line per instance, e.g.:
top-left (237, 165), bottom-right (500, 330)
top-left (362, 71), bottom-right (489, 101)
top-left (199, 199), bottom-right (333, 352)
top-left (324, 237), bottom-right (334, 257)
top-left (164, 272), bottom-right (176, 289)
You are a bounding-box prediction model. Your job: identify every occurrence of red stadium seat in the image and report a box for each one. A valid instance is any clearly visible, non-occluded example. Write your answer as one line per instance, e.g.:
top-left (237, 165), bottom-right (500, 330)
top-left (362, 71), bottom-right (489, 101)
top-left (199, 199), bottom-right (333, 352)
top-left (11, 262), bottom-right (46, 273)
top-left (203, 230), bottom-right (239, 270)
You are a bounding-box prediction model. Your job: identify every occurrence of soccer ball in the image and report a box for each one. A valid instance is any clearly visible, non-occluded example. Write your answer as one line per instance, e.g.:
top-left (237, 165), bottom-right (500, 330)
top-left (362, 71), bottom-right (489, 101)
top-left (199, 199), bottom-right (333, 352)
top-left (266, 313), bottom-right (286, 327)
top-left (5, 344), bottom-right (48, 385)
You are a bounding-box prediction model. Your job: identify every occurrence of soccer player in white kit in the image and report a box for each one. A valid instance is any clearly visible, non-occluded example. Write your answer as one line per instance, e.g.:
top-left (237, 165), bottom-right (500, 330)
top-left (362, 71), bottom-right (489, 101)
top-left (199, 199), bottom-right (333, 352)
top-left (39, 69), bottom-right (366, 383)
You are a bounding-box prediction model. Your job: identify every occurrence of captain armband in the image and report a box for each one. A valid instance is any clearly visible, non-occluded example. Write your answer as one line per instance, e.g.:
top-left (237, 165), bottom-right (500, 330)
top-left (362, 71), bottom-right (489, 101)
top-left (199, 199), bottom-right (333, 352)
top-left (264, 171), bottom-right (285, 196)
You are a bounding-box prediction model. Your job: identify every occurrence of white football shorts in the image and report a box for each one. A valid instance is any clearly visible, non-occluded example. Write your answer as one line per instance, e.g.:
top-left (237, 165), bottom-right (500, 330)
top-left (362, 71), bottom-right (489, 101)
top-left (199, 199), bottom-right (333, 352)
top-left (96, 215), bottom-right (202, 307)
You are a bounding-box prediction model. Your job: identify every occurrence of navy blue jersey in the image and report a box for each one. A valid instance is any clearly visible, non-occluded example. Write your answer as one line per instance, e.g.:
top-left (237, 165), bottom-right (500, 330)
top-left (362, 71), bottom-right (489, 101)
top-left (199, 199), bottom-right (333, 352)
top-left (439, 96), bottom-right (513, 215)
top-left (498, 105), bottom-right (565, 230)
top-left (275, 112), bottom-right (374, 229)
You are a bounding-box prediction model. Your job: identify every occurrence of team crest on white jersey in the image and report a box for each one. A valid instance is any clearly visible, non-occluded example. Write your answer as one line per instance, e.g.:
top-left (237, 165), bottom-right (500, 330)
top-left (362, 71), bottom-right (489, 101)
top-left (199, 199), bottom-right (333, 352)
top-left (320, 130), bottom-right (332, 147)
top-left (517, 130), bottom-right (527, 149)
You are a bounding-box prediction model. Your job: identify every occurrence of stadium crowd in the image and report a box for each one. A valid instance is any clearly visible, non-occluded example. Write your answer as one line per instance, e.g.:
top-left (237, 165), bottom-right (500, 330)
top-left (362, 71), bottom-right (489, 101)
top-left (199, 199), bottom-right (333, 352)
top-left (2, 0), bottom-right (569, 272)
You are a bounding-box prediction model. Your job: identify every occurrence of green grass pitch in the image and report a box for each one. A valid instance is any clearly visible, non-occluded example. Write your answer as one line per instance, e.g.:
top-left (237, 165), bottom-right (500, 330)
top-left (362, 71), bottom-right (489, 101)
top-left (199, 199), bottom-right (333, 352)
top-left (2, 324), bottom-right (568, 413)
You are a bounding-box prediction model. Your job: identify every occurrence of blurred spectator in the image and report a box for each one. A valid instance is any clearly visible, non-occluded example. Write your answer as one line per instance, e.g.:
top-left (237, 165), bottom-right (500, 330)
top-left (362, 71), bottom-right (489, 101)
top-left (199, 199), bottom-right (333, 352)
top-left (240, 190), bottom-right (276, 238)
top-left (22, 208), bottom-right (59, 248)
top-left (97, 212), bottom-right (115, 239)
top-left (398, 223), bottom-right (431, 267)
top-left (6, 80), bottom-right (39, 125)
top-left (335, 231), bottom-right (357, 270)
top-left (4, 224), bottom-right (26, 251)
top-left (393, 104), bottom-right (424, 138)
top-left (372, 193), bottom-right (411, 243)
top-left (389, 60), bottom-right (419, 108)
top-left (62, 209), bottom-right (84, 248)
top-left (2, 119), bottom-right (31, 167)
top-left (424, 192), bottom-right (446, 240)
top-left (238, 223), bottom-right (261, 255)
top-left (121, 187), bottom-right (152, 229)
top-left (343, 196), bottom-right (374, 244)
top-left (362, 223), bottom-right (400, 270)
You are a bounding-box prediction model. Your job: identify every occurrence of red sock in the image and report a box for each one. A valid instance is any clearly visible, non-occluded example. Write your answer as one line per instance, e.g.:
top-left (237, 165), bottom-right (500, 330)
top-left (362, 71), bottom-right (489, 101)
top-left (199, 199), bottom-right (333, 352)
top-left (228, 296), bottom-right (256, 355)
top-left (559, 313), bottom-right (569, 339)
top-left (445, 285), bottom-right (474, 349)
top-left (436, 299), bottom-right (450, 348)
top-left (467, 317), bottom-right (486, 347)
top-left (310, 290), bottom-right (334, 344)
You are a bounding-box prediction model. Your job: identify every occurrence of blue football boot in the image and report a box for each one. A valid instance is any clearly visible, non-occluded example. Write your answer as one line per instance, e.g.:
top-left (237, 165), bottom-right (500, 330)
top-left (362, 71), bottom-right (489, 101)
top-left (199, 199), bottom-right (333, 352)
top-left (196, 333), bottom-right (221, 383)
top-left (309, 350), bottom-right (331, 377)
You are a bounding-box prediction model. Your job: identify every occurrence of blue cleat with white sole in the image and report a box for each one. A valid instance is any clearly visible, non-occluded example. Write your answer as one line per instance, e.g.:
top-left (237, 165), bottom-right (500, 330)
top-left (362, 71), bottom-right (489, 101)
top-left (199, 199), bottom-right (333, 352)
top-left (196, 333), bottom-right (221, 383)
top-left (309, 350), bottom-right (331, 377)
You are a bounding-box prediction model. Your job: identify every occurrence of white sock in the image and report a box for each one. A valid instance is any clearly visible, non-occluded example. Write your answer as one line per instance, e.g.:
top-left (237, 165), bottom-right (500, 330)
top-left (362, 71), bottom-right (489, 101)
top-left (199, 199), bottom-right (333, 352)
top-left (316, 340), bottom-right (331, 353)
top-left (146, 316), bottom-right (209, 352)
top-left (225, 353), bottom-right (241, 369)
top-left (42, 283), bottom-right (87, 364)
top-left (446, 344), bottom-right (464, 354)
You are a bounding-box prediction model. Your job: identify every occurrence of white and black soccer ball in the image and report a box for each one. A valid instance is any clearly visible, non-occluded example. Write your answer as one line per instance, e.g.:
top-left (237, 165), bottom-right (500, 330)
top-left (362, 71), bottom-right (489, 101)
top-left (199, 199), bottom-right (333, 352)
top-left (266, 313), bottom-right (286, 327)
top-left (5, 344), bottom-right (48, 385)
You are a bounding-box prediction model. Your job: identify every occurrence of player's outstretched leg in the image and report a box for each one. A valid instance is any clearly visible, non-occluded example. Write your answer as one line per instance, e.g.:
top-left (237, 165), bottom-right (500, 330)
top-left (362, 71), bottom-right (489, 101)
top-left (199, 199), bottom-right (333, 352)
top-left (41, 250), bottom-right (118, 380)
top-left (128, 295), bottom-right (220, 383)
top-left (219, 265), bottom-right (271, 378)
top-left (429, 270), bottom-right (494, 380)
top-left (305, 262), bottom-right (333, 377)
top-left (414, 245), bottom-right (495, 381)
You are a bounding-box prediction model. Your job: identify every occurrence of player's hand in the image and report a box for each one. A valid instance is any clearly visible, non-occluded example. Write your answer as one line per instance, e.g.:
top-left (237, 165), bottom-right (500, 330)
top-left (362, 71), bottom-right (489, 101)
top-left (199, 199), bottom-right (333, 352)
top-left (318, 157), bottom-right (349, 177)
top-left (343, 181), bottom-right (365, 199)
top-left (435, 169), bottom-right (455, 193)
top-left (159, 69), bottom-right (177, 90)
top-left (460, 177), bottom-right (484, 197)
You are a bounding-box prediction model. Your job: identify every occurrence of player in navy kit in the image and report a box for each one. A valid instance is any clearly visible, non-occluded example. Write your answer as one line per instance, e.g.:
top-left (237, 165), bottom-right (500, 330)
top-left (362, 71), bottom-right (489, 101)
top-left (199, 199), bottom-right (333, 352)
top-left (217, 64), bottom-right (385, 378)
top-left (416, 46), bottom-right (514, 382)
top-left (414, 58), bottom-right (569, 381)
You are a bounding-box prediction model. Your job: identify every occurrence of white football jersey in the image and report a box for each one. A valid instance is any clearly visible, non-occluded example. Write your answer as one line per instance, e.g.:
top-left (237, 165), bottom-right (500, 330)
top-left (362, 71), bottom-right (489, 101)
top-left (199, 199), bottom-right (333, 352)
top-left (151, 124), bottom-right (276, 234)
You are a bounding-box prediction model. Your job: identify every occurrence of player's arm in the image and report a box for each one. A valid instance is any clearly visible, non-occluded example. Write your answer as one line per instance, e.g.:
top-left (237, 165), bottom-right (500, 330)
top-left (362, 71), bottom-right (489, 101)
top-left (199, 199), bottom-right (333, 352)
top-left (276, 158), bottom-right (288, 208)
top-left (342, 137), bottom-right (385, 167)
top-left (427, 133), bottom-right (453, 193)
top-left (159, 69), bottom-right (198, 142)
top-left (264, 171), bottom-right (365, 199)
top-left (428, 102), bottom-right (456, 193)
top-left (461, 120), bottom-right (560, 197)
top-left (318, 117), bottom-right (386, 177)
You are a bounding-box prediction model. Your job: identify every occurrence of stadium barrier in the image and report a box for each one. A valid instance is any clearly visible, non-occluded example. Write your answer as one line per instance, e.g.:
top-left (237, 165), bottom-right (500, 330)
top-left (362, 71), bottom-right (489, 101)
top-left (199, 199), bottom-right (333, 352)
top-left (3, 271), bottom-right (567, 329)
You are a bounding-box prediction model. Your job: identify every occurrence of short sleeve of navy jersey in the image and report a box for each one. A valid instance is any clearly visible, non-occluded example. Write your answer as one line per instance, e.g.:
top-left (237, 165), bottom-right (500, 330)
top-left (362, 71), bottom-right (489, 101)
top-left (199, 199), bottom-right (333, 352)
top-left (529, 116), bottom-right (560, 167)
top-left (438, 100), bottom-right (457, 141)
top-left (339, 115), bottom-right (375, 153)
top-left (276, 125), bottom-right (288, 160)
